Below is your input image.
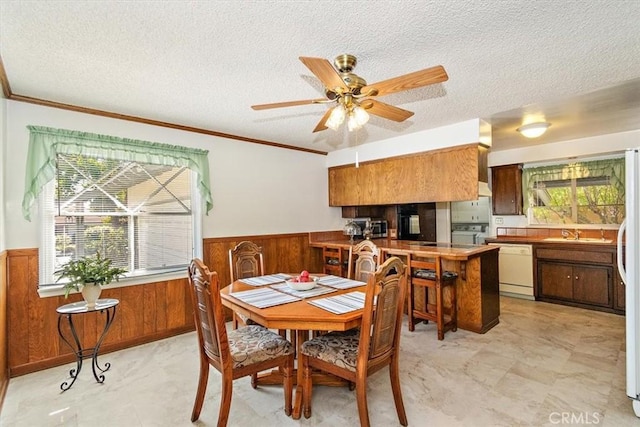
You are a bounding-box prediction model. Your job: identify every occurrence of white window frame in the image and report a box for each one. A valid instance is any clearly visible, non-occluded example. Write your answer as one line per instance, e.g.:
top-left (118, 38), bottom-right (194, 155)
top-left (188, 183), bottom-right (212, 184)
top-left (38, 169), bottom-right (202, 297)
top-left (524, 156), bottom-right (625, 227)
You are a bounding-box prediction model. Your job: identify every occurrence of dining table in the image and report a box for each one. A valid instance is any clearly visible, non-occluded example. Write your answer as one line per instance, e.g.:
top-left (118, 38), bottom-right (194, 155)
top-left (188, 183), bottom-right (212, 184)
top-left (219, 273), bottom-right (368, 420)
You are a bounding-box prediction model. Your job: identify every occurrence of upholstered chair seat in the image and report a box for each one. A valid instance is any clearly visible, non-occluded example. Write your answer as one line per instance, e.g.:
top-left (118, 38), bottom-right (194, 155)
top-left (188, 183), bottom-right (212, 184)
top-left (228, 325), bottom-right (294, 369)
top-left (300, 328), bottom-right (360, 371)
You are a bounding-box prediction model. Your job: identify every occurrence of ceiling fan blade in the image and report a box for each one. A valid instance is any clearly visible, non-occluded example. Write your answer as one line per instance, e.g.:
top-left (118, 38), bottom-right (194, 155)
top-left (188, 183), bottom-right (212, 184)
top-left (361, 65), bottom-right (448, 97)
top-left (362, 99), bottom-right (414, 122)
top-left (313, 109), bottom-right (332, 133)
top-left (299, 56), bottom-right (349, 93)
top-left (251, 98), bottom-right (326, 110)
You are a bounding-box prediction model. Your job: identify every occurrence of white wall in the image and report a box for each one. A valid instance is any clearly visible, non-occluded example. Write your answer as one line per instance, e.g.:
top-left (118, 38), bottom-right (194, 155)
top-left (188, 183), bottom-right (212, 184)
top-left (326, 119), bottom-right (482, 167)
top-left (4, 101), bottom-right (344, 250)
top-left (488, 129), bottom-right (640, 167)
top-left (0, 97), bottom-right (6, 252)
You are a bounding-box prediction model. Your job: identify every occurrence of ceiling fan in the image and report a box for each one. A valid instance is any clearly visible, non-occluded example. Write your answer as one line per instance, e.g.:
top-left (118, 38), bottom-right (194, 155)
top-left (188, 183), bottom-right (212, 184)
top-left (251, 54), bottom-right (448, 133)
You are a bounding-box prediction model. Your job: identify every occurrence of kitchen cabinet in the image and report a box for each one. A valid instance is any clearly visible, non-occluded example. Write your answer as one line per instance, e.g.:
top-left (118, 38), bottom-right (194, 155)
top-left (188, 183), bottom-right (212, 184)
top-left (451, 198), bottom-right (490, 223)
top-left (614, 247), bottom-right (626, 311)
top-left (341, 205), bottom-right (385, 219)
top-left (418, 203), bottom-right (437, 241)
top-left (538, 261), bottom-right (611, 307)
top-left (614, 270), bottom-right (626, 311)
top-left (535, 245), bottom-right (619, 313)
top-left (491, 164), bottom-right (523, 215)
top-left (329, 143), bottom-right (489, 206)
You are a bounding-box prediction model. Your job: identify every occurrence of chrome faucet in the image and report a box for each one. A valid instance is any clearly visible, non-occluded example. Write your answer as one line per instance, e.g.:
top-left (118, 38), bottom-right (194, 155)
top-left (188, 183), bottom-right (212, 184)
top-left (561, 228), bottom-right (581, 240)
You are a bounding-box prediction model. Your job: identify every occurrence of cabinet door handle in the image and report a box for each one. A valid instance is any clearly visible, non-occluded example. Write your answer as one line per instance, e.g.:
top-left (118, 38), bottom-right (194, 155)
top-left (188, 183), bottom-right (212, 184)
top-left (575, 276), bottom-right (579, 280)
top-left (567, 275), bottom-right (571, 279)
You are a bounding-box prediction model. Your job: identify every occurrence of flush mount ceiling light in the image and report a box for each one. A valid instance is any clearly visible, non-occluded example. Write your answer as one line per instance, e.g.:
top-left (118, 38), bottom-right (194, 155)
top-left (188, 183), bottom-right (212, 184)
top-left (517, 122), bottom-right (551, 138)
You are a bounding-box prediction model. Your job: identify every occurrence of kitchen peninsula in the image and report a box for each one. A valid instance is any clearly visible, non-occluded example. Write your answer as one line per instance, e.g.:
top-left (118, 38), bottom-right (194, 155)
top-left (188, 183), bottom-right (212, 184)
top-left (309, 235), bottom-right (500, 334)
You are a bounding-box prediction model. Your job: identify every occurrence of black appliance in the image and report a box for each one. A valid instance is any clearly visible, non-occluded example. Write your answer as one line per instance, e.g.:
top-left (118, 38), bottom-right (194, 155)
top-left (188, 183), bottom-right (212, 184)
top-left (397, 204), bottom-right (421, 240)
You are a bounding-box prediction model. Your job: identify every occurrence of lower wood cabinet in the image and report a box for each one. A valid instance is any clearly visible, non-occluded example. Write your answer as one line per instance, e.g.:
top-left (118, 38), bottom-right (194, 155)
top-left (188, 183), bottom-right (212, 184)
top-left (538, 261), bottom-right (611, 307)
top-left (615, 269), bottom-right (626, 311)
top-left (535, 244), bottom-right (622, 314)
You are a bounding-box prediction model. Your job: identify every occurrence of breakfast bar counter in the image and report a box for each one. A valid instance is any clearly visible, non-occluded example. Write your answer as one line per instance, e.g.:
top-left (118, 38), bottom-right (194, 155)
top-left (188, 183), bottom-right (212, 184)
top-left (309, 238), bottom-right (500, 334)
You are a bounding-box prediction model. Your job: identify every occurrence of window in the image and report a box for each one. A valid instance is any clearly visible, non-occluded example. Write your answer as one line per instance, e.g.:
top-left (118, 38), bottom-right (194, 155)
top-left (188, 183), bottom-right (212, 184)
top-left (523, 157), bottom-right (624, 225)
top-left (40, 154), bottom-right (198, 284)
top-left (22, 126), bottom-right (212, 287)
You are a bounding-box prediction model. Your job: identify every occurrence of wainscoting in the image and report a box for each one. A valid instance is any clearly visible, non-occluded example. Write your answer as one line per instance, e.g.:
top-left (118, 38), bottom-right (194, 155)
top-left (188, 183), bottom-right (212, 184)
top-left (6, 248), bottom-right (194, 377)
top-left (0, 250), bottom-right (8, 407)
top-left (3, 232), bottom-right (324, 379)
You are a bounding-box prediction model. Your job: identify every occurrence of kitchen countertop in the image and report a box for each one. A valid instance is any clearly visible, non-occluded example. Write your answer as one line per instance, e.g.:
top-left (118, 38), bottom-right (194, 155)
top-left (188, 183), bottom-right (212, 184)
top-left (485, 236), bottom-right (617, 247)
top-left (310, 237), bottom-right (501, 333)
top-left (310, 238), bottom-right (499, 261)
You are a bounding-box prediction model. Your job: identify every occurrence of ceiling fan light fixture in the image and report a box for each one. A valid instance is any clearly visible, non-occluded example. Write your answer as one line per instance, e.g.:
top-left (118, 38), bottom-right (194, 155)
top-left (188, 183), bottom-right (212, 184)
top-left (326, 104), bottom-right (346, 130)
top-left (347, 108), bottom-right (368, 132)
top-left (351, 105), bottom-right (369, 127)
top-left (517, 122), bottom-right (551, 138)
top-left (347, 115), bottom-right (360, 132)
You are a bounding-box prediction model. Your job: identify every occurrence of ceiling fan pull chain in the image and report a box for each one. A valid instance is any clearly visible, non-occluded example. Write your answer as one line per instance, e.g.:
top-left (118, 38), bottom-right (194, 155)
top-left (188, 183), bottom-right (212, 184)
top-left (355, 127), bottom-right (359, 168)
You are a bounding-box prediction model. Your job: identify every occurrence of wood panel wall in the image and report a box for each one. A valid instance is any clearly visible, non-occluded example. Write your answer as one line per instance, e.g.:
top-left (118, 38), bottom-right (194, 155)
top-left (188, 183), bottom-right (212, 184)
top-left (0, 251), bottom-right (8, 407)
top-left (3, 232), bottom-right (324, 378)
top-left (203, 232), bottom-right (324, 292)
top-left (6, 248), bottom-right (195, 377)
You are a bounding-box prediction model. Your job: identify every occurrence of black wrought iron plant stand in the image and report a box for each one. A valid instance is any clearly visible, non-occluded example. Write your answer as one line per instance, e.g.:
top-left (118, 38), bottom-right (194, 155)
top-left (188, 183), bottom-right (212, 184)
top-left (56, 299), bottom-right (118, 391)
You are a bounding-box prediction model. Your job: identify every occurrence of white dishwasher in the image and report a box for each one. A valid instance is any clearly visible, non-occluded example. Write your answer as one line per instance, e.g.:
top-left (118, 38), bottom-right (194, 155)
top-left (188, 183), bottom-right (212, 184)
top-left (488, 243), bottom-right (534, 300)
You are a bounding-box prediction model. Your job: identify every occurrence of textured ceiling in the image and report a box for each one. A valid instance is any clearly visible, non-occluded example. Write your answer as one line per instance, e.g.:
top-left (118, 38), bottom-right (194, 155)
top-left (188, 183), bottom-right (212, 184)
top-left (1, 1), bottom-right (640, 154)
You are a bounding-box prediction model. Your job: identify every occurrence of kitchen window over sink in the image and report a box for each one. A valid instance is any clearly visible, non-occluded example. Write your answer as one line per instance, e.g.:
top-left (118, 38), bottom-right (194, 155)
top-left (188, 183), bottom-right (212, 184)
top-left (523, 157), bottom-right (624, 225)
top-left (21, 126), bottom-right (212, 288)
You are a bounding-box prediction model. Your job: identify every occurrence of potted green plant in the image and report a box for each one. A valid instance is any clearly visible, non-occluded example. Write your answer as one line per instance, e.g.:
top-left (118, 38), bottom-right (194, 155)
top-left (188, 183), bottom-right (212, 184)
top-left (55, 252), bottom-right (127, 308)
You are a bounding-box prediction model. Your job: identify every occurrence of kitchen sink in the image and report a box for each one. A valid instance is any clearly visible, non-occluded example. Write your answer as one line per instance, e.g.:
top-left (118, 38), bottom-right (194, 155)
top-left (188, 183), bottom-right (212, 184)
top-left (543, 237), bottom-right (613, 244)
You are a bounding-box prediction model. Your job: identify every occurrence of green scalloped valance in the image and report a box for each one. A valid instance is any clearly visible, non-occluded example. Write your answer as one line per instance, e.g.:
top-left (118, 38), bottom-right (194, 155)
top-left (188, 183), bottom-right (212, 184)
top-left (22, 126), bottom-right (213, 221)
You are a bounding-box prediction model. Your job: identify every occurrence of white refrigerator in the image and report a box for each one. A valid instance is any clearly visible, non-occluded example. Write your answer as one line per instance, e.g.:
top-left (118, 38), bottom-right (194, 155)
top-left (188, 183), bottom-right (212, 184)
top-left (617, 148), bottom-right (640, 417)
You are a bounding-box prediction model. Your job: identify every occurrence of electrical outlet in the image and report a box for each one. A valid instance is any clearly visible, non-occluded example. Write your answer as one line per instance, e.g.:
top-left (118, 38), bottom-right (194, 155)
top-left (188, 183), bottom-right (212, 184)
top-left (494, 217), bottom-right (504, 225)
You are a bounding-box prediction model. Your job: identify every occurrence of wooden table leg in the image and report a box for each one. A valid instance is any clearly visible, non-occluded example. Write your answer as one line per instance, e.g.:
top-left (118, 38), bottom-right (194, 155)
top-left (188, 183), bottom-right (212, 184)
top-left (291, 329), bottom-right (309, 420)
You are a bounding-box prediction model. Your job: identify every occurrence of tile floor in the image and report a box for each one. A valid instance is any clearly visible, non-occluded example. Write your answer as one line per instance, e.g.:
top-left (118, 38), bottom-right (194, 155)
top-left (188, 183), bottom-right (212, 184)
top-left (1, 297), bottom-right (638, 426)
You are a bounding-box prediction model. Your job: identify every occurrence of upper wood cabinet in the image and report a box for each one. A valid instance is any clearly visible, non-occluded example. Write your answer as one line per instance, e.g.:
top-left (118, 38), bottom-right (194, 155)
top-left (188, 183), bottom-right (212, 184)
top-left (329, 144), bottom-right (489, 206)
top-left (341, 206), bottom-right (386, 218)
top-left (491, 164), bottom-right (523, 215)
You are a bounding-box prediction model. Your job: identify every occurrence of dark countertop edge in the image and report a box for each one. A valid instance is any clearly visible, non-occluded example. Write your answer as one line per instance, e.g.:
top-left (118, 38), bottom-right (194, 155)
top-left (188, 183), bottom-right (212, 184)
top-left (485, 237), bottom-right (618, 247)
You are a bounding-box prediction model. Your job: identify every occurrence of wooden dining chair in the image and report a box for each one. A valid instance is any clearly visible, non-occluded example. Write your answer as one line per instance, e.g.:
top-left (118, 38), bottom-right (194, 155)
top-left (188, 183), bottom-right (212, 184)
top-left (407, 253), bottom-right (458, 340)
top-left (229, 241), bottom-right (265, 329)
top-left (347, 240), bottom-right (380, 282)
top-left (187, 258), bottom-right (295, 426)
top-left (300, 256), bottom-right (408, 427)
